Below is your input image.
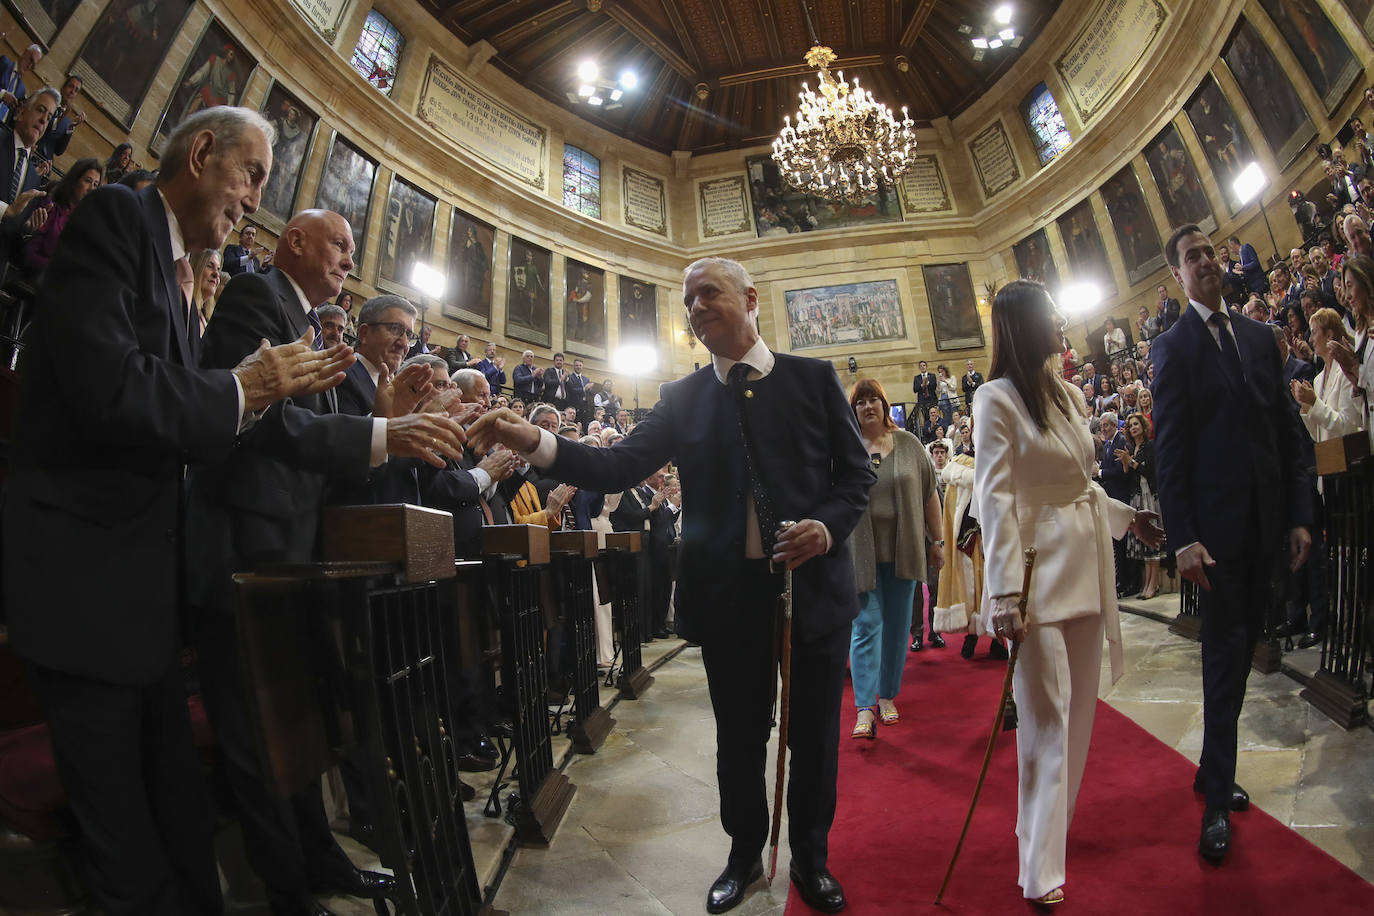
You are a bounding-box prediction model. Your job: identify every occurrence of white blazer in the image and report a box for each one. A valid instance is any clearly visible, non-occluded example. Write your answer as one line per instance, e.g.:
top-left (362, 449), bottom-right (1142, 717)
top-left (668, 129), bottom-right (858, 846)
top-left (1302, 364), bottom-right (1363, 442)
top-left (973, 379), bottom-right (1134, 681)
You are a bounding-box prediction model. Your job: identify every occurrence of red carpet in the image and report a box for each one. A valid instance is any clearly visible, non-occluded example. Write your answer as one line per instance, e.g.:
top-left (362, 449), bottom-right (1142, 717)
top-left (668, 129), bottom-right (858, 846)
top-left (786, 633), bottom-right (1374, 914)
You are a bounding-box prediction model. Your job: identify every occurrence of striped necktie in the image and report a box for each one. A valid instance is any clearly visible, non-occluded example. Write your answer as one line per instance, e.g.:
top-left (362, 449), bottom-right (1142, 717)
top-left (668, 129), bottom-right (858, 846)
top-left (10, 147), bottom-right (26, 201)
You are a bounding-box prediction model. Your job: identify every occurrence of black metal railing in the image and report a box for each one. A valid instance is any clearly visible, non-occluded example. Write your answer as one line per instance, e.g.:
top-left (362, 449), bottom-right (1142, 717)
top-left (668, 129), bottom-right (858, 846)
top-left (604, 533), bottom-right (652, 699)
top-left (1170, 578), bottom-right (1202, 641)
top-left (549, 536), bottom-right (614, 753)
top-left (1301, 460), bottom-right (1372, 728)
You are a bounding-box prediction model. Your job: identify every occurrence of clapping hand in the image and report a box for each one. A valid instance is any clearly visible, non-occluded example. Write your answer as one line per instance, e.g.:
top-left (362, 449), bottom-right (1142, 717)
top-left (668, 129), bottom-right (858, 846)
top-left (477, 445), bottom-right (517, 482)
top-left (1328, 336), bottom-right (1360, 386)
top-left (232, 329), bottom-right (355, 412)
top-left (374, 362), bottom-right (435, 418)
top-left (1129, 510), bottom-right (1164, 549)
top-left (547, 483), bottom-right (577, 516)
top-left (383, 413), bottom-right (467, 468)
top-left (1290, 378), bottom-right (1317, 409)
top-left (1114, 447), bottom-right (1132, 470)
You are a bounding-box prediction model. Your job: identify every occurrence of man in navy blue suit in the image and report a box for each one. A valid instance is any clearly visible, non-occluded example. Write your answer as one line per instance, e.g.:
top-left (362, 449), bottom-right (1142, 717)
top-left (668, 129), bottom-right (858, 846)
top-left (1152, 225), bottom-right (1311, 863)
top-left (1097, 410), bottom-right (1137, 597)
top-left (468, 257), bottom-right (873, 914)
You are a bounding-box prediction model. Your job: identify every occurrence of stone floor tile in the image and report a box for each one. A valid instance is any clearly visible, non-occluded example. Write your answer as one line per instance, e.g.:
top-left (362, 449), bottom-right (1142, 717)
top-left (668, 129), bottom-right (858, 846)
top-left (1104, 698), bottom-right (1201, 749)
top-left (1294, 826), bottom-right (1374, 884)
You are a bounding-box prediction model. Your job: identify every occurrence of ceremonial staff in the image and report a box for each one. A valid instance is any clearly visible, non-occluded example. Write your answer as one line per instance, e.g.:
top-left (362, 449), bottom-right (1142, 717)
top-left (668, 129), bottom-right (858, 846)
top-left (767, 520), bottom-right (796, 883)
top-left (935, 547), bottom-right (1037, 905)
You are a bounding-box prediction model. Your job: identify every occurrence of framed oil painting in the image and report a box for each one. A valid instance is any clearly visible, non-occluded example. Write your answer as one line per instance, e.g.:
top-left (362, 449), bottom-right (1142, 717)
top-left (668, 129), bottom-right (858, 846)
top-left (154, 18), bottom-right (257, 146)
top-left (1100, 165), bottom-right (1165, 285)
top-left (314, 132), bottom-right (378, 276)
top-left (564, 260), bottom-right (607, 356)
top-left (377, 175), bottom-right (438, 294)
top-left (921, 263), bottom-right (984, 351)
top-left (1143, 123), bottom-right (1217, 234)
top-left (1056, 199), bottom-right (1116, 292)
top-left (4, 0), bottom-right (82, 45)
top-left (1335, 0), bottom-right (1374, 41)
top-left (71, 0), bottom-right (195, 129)
top-left (1256, 0), bottom-right (1359, 113)
top-left (782, 279), bottom-right (907, 351)
top-left (257, 81), bottom-right (319, 229)
top-left (1222, 18), bottom-right (1317, 167)
top-left (506, 236), bottom-right (552, 348)
top-left (1183, 74), bottom-right (1258, 216)
top-left (1013, 228), bottom-right (1061, 293)
top-left (745, 154), bottom-right (902, 238)
top-left (618, 276), bottom-right (658, 345)
top-left (443, 208), bottom-right (495, 328)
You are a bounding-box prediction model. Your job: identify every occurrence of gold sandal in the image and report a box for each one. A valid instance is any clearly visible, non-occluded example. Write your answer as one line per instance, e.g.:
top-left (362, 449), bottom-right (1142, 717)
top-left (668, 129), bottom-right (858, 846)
top-left (850, 706), bottom-right (877, 739)
top-left (877, 698), bottom-right (899, 725)
top-left (1032, 888), bottom-right (1065, 907)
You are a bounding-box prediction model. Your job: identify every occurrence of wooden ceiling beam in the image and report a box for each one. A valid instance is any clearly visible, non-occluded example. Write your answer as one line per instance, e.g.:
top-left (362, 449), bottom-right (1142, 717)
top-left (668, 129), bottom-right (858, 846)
top-left (847, 0), bottom-right (866, 50)
top-left (654, 0), bottom-right (707, 74)
top-left (716, 51), bottom-right (888, 87)
top-left (758, 0), bottom-right (787, 59)
top-left (604, 4), bottom-right (698, 79)
top-left (477, 0), bottom-right (578, 40)
top-left (899, 0), bottom-right (937, 49)
top-left (702, 0), bottom-right (744, 71)
top-left (519, 16), bottom-right (625, 80)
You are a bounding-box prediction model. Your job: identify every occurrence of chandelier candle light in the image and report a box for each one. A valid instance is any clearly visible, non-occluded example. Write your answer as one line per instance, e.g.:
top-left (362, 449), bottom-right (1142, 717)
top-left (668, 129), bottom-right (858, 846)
top-left (772, 45), bottom-right (918, 203)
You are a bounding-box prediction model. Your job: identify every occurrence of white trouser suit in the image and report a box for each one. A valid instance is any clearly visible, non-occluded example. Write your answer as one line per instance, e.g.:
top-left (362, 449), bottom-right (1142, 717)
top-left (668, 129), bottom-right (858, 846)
top-left (973, 379), bottom-right (1134, 899)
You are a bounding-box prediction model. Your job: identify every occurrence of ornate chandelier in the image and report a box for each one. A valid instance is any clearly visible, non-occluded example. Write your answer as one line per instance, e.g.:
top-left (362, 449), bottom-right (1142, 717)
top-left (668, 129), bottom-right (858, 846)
top-left (772, 45), bottom-right (917, 203)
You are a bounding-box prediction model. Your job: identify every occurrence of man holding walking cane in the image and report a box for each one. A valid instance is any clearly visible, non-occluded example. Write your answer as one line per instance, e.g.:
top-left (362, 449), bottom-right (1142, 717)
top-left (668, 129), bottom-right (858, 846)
top-left (466, 257), bottom-right (874, 914)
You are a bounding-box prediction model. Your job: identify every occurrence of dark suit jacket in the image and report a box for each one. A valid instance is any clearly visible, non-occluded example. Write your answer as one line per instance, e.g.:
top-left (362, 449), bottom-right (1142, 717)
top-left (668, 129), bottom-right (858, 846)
top-left (1283, 355), bottom-right (1315, 387)
top-left (913, 371), bottom-right (937, 404)
top-left (546, 353), bottom-right (874, 645)
top-left (221, 242), bottom-right (262, 276)
top-left (542, 366), bottom-right (573, 404)
top-left (961, 371), bottom-right (984, 404)
top-left (475, 357), bottom-right (506, 391)
top-left (1160, 298), bottom-right (1182, 332)
top-left (1099, 430), bottom-right (1131, 502)
top-left (0, 57), bottom-right (27, 121)
top-left (512, 362), bottom-right (541, 401)
top-left (3, 184), bottom-right (239, 685)
top-left (566, 372), bottom-right (587, 406)
top-left (36, 109), bottom-right (74, 161)
top-left (1151, 304), bottom-right (1311, 560)
top-left (335, 359), bottom-right (377, 419)
top-left (569, 488), bottom-right (604, 531)
top-left (611, 485), bottom-right (652, 533)
top-left (185, 268), bottom-right (373, 614)
top-left (0, 128), bottom-right (43, 205)
top-left (419, 456), bottom-right (485, 557)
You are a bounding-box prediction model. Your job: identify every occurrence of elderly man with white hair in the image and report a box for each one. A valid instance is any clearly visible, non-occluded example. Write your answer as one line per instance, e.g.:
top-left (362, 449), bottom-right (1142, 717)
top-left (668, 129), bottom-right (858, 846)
top-left (1344, 212), bottom-right (1372, 258)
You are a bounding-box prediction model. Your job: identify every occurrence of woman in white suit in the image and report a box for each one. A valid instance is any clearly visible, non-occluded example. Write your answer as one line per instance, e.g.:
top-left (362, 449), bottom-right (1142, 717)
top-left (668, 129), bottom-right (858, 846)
top-left (1293, 307), bottom-right (1364, 451)
top-left (974, 281), bottom-right (1162, 906)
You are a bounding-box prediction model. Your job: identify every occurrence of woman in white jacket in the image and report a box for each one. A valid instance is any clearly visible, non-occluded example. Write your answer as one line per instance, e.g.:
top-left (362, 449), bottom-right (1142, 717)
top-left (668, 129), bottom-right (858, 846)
top-left (1293, 307), bottom-right (1364, 449)
top-left (974, 281), bottom-right (1162, 907)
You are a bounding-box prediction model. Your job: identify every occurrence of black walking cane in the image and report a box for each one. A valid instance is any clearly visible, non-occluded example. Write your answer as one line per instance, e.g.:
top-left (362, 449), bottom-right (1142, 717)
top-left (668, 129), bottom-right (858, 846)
top-left (767, 521), bottom-right (796, 883)
top-left (935, 547), bottom-right (1037, 905)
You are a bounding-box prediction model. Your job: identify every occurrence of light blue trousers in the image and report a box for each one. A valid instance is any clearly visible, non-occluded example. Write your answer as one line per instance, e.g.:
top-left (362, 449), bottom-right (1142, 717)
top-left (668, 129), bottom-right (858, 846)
top-left (849, 562), bottom-right (918, 708)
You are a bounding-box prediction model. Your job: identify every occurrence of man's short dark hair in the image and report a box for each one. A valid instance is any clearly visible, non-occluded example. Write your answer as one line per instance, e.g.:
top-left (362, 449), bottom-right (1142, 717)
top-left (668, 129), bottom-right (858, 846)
top-left (358, 294), bottom-right (417, 325)
top-left (317, 304), bottom-right (346, 323)
top-left (552, 351), bottom-right (564, 360)
top-left (1167, 224), bottom-right (1204, 268)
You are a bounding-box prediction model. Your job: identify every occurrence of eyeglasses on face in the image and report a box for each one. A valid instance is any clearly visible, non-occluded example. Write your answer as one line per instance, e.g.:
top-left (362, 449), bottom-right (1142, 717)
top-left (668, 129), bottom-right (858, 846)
top-left (367, 321), bottom-right (418, 343)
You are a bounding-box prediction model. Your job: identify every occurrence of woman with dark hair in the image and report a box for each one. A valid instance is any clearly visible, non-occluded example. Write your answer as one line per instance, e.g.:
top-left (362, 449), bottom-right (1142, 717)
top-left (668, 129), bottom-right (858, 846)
top-left (936, 363), bottom-right (957, 424)
top-left (22, 157), bottom-right (102, 274)
top-left (846, 378), bottom-right (943, 738)
top-left (1094, 375), bottom-right (1118, 414)
top-left (104, 143), bottom-right (133, 185)
top-left (974, 280), bottom-right (1161, 906)
top-left (1284, 304), bottom-right (1310, 344)
top-left (1118, 413), bottom-right (1165, 598)
top-left (1329, 254), bottom-right (1374, 440)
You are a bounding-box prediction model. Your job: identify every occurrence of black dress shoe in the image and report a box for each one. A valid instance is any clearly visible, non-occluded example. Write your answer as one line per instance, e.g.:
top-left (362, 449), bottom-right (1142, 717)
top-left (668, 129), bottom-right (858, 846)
top-left (492, 720), bottom-right (514, 739)
top-left (930, 633), bottom-right (946, 649)
top-left (1192, 774), bottom-right (1250, 811)
top-left (1199, 807), bottom-right (1230, 860)
top-left (312, 868), bottom-right (396, 900)
top-left (706, 859), bottom-right (763, 913)
top-left (988, 639), bottom-right (1009, 661)
top-left (961, 634), bottom-right (977, 659)
top-left (652, 628), bottom-right (672, 639)
top-left (459, 778), bottom-right (476, 802)
top-left (789, 865), bottom-right (846, 913)
top-left (910, 635), bottom-right (924, 652)
top-left (1297, 631), bottom-right (1323, 649)
top-left (472, 735), bottom-right (498, 760)
top-left (457, 751), bottom-right (498, 772)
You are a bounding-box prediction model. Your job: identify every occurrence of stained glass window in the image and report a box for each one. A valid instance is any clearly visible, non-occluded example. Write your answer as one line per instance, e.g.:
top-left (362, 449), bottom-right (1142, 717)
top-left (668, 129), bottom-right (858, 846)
top-left (563, 144), bottom-right (601, 219)
top-left (1020, 83), bottom-right (1072, 166)
top-left (350, 10), bottom-right (405, 97)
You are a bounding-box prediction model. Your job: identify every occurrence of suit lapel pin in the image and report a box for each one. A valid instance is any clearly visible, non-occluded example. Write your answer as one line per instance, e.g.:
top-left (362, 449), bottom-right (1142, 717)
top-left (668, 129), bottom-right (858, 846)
top-left (745, 389), bottom-right (754, 398)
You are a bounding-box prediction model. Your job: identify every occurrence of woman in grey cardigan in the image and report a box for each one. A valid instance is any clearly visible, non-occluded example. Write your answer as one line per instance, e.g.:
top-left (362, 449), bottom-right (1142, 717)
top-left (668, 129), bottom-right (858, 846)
top-left (848, 379), bottom-right (945, 739)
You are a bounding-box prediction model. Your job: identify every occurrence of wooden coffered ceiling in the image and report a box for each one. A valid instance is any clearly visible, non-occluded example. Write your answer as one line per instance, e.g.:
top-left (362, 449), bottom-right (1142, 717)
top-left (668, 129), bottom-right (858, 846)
top-left (420, 0), bottom-right (1061, 155)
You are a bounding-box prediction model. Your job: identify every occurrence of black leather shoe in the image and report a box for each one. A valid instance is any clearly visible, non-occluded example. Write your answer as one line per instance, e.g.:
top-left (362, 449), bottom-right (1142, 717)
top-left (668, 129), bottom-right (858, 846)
top-left (1199, 807), bottom-right (1230, 860)
top-left (472, 735), bottom-right (498, 760)
top-left (312, 868), bottom-right (396, 900)
top-left (1297, 631), bottom-right (1323, 650)
top-left (459, 778), bottom-right (476, 802)
top-left (706, 859), bottom-right (763, 913)
top-left (988, 640), bottom-right (1009, 660)
top-left (789, 865), bottom-right (846, 913)
top-left (1192, 774), bottom-right (1250, 811)
top-left (930, 633), bottom-right (946, 649)
top-left (961, 634), bottom-right (977, 659)
top-left (909, 635), bottom-right (923, 652)
top-left (457, 751), bottom-right (497, 772)
top-left (652, 628), bottom-right (672, 639)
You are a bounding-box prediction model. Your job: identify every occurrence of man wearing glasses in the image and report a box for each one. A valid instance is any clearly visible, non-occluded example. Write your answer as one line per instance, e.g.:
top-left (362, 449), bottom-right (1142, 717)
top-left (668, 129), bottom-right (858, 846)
top-left (336, 294), bottom-right (420, 416)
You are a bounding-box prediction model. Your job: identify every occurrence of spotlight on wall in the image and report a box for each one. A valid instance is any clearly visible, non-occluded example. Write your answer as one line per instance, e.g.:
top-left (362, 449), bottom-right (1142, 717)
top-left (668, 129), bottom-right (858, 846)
top-left (411, 262), bottom-right (446, 300)
top-left (577, 60), bottom-right (598, 82)
top-left (1233, 161), bottom-right (1281, 263)
top-left (615, 344), bottom-right (659, 410)
top-left (1058, 282), bottom-right (1102, 315)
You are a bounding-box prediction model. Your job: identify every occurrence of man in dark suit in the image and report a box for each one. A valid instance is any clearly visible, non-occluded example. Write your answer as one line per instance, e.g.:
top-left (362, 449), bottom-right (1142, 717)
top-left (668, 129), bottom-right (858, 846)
top-left (542, 351), bottom-right (574, 410)
top-left (1156, 284), bottom-right (1182, 333)
top-left (2, 108), bottom-right (358, 916)
top-left (223, 222), bottom-right (270, 275)
top-left (468, 256), bottom-right (873, 914)
top-left (36, 74), bottom-right (83, 161)
top-left (472, 340), bottom-right (507, 392)
top-left (568, 357), bottom-right (589, 417)
top-left (610, 470), bottom-right (676, 639)
top-left (961, 358), bottom-right (984, 409)
top-left (0, 88), bottom-right (56, 215)
top-left (1153, 225), bottom-right (1311, 863)
top-left (1097, 410), bottom-right (1138, 597)
top-left (512, 348), bottom-right (542, 401)
top-left (912, 359), bottom-right (937, 418)
top-left (0, 43), bottom-right (39, 123)
top-left (187, 210), bottom-right (466, 916)
top-left (334, 294), bottom-right (420, 416)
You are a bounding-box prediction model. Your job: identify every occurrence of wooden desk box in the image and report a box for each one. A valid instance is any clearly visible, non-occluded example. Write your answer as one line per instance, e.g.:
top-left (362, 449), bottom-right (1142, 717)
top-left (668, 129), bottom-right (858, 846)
top-left (481, 524), bottom-right (552, 565)
top-left (321, 504), bottom-right (454, 582)
top-left (1316, 432), bottom-right (1371, 477)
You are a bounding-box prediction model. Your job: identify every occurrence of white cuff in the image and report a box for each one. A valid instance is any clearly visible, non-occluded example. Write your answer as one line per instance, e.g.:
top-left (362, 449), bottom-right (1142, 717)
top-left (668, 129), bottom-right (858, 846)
top-left (370, 418), bottom-right (388, 467)
top-left (469, 467), bottom-right (492, 494)
top-left (525, 426), bottom-right (559, 468)
top-left (232, 374), bottom-right (264, 433)
top-left (819, 521), bottom-right (833, 553)
top-left (1174, 540), bottom-right (1199, 558)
